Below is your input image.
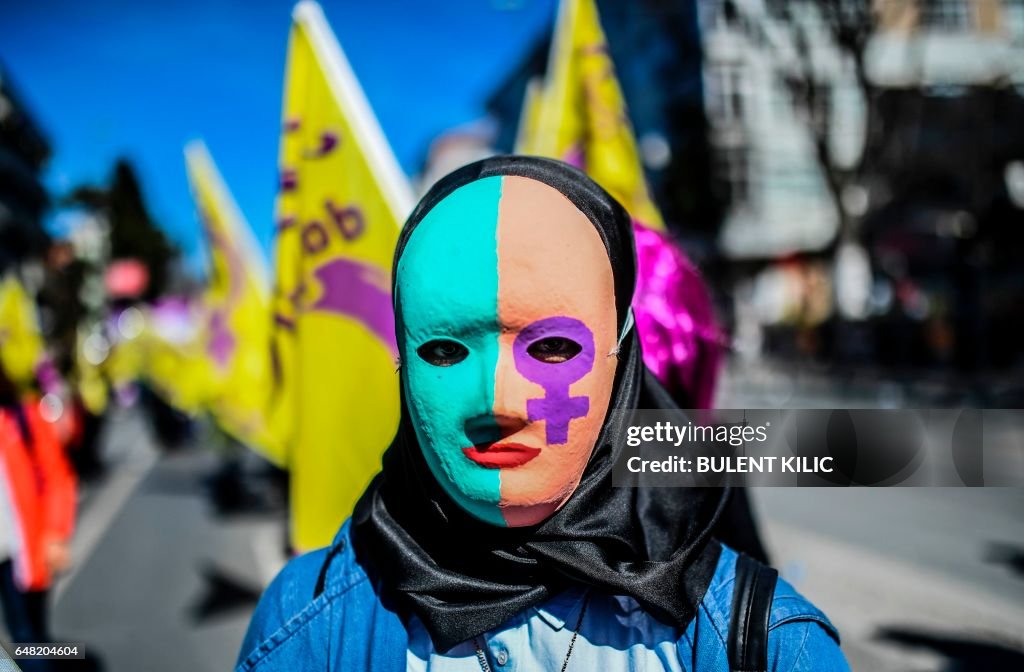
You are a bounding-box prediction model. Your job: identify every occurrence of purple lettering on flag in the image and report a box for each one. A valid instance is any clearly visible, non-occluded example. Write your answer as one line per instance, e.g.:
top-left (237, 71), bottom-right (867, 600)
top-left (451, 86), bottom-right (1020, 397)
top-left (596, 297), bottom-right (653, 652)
top-left (326, 201), bottom-right (365, 241)
top-left (280, 168), bottom-right (298, 192)
top-left (207, 311), bottom-right (235, 367)
top-left (273, 312), bottom-right (296, 331)
top-left (513, 317), bottom-right (595, 445)
top-left (202, 222), bottom-right (245, 369)
top-left (310, 258), bottom-right (398, 358)
top-left (302, 221), bottom-right (329, 254)
top-left (284, 117), bottom-right (301, 133)
top-left (288, 281), bottom-right (307, 307)
top-left (305, 131), bottom-right (339, 158)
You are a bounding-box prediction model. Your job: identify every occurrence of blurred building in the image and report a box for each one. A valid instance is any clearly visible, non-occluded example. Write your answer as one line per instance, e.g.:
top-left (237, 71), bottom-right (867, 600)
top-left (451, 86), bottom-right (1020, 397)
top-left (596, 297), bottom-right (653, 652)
top-left (0, 63), bottom-right (51, 273)
top-left (863, 0), bottom-right (1024, 371)
top-left (700, 0), bottom-right (1024, 258)
top-left (699, 0), bottom-right (865, 259)
top-left (700, 0), bottom-right (1024, 373)
top-left (868, 0), bottom-right (1024, 86)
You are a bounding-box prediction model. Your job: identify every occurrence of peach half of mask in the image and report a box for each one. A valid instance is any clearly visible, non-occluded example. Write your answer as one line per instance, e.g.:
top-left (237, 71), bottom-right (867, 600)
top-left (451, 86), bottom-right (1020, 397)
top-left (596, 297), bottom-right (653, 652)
top-left (395, 175), bottom-right (620, 528)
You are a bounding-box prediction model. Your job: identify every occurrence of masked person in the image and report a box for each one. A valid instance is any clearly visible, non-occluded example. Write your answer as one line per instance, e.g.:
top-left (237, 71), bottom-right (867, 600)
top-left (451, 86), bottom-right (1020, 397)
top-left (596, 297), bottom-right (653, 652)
top-left (237, 157), bottom-right (847, 671)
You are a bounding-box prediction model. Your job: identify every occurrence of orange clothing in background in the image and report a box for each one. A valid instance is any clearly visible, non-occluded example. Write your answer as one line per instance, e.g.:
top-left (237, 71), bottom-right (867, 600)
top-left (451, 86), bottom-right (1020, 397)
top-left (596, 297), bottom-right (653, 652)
top-left (0, 397), bottom-right (77, 590)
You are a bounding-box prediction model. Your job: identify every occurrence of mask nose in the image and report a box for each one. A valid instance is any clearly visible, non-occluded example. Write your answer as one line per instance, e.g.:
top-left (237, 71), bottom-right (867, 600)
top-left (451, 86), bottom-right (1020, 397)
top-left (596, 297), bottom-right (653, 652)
top-left (465, 342), bottom-right (528, 444)
top-left (465, 413), bottom-right (526, 446)
top-left (492, 338), bottom-right (531, 423)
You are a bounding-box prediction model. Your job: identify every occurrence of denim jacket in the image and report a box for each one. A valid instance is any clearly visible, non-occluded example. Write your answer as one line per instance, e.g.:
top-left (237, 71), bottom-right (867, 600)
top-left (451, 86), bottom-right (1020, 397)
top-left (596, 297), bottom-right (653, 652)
top-left (237, 521), bottom-right (849, 671)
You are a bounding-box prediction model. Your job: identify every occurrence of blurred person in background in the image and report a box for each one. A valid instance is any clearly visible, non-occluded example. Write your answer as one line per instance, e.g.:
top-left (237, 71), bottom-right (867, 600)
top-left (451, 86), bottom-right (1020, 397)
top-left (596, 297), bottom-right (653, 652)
top-left (0, 365), bottom-right (76, 669)
top-left (37, 241), bottom-right (107, 483)
top-left (238, 158), bottom-right (846, 671)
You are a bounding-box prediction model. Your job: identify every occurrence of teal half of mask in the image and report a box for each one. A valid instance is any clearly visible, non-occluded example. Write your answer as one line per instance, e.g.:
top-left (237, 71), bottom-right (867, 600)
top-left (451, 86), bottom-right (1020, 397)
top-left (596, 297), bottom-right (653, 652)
top-left (395, 176), bottom-right (505, 526)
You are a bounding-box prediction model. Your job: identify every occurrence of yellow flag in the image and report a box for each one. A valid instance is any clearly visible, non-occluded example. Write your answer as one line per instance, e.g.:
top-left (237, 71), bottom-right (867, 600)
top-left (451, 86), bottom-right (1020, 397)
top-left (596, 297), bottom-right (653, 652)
top-left (184, 140), bottom-right (281, 454)
top-left (524, 0), bottom-right (664, 230)
top-left (136, 303), bottom-right (208, 415)
top-left (0, 275), bottom-right (45, 389)
top-left (272, 0), bottom-right (414, 550)
top-left (514, 77), bottom-right (544, 156)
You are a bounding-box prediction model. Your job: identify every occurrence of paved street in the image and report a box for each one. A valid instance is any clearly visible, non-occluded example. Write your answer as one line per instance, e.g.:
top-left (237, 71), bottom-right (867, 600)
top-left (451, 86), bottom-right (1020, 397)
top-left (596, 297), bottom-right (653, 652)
top-left (724, 361), bottom-right (1024, 670)
top-left (751, 488), bottom-right (1024, 670)
top-left (51, 409), bottom-right (286, 672)
top-left (44, 393), bottom-right (1024, 671)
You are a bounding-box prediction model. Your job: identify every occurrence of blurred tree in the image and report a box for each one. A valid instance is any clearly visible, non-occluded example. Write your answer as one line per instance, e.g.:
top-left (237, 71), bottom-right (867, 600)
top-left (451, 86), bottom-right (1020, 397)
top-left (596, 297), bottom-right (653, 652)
top-left (66, 159), bottom-right (177, 301)
top-left (724, 0), bottom-right (876, 252)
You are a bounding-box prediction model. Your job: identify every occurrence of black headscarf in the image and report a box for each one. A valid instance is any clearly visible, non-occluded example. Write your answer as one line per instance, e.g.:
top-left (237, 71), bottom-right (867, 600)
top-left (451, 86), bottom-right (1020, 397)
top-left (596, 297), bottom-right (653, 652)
top-left (351, 156), bottom-right (727, 651)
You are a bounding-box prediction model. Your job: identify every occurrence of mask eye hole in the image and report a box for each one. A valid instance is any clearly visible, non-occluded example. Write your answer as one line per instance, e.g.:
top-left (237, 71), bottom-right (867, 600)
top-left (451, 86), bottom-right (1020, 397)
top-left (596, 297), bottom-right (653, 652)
top-left (527, 336), bottom-right (582, 364)
top-left (417, 339), bottom-right (469, 367)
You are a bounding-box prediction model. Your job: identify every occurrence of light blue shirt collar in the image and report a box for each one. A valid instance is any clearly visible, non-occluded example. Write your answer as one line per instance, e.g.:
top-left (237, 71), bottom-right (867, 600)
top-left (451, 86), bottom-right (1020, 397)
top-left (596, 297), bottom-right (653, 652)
top-left (531, 586), bottom-right (588, 631)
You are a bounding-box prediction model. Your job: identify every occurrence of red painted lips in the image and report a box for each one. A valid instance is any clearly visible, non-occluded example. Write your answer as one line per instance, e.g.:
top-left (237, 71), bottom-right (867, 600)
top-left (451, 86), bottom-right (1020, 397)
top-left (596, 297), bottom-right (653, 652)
top-left (463, 442), bottom-right (541, 469)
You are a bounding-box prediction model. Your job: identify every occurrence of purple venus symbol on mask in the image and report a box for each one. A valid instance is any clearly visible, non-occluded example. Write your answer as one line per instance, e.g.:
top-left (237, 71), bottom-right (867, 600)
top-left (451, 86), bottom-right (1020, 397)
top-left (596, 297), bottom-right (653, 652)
top-left (513, 317), bottom-right (595, 445)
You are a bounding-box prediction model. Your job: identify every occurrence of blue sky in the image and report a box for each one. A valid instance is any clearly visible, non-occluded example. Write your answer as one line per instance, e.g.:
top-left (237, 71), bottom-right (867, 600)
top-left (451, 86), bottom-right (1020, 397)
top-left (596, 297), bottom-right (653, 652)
top-left (0, 0), bottom-right (555, 270)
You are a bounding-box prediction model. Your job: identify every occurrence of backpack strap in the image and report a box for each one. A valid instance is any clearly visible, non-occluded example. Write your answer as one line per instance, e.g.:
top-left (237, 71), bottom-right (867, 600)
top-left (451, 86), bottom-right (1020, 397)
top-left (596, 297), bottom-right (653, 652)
top-left (728, 553), bottom-right (778, 672)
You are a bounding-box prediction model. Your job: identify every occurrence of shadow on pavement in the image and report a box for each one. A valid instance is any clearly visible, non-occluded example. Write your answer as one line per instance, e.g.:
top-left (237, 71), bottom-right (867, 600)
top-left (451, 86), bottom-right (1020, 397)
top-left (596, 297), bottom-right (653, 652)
top-left (876, 626), bottom-right (1024, 671)
top-left (985, 541), bottom-right (1024, 580)
top-left (189, 563), bottom-right (263, 625)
